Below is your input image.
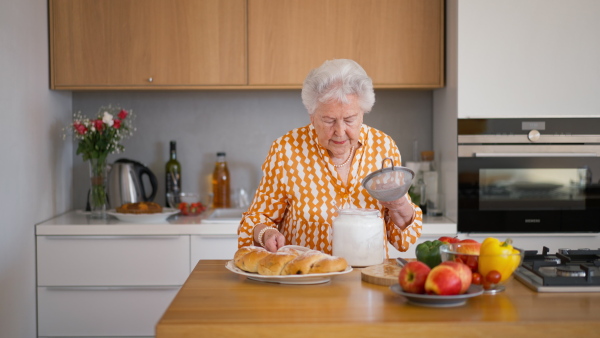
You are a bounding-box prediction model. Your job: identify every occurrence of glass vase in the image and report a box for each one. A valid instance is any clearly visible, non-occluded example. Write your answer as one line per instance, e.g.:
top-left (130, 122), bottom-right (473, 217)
top-left (88, 157), bottom-right (109, 218)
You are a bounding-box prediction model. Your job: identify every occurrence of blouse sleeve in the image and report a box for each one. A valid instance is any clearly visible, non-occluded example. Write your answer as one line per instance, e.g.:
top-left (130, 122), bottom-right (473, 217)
top-left (237, 140), bottom-right (289, 248)
top-left (385, 202), bottom-right (423, 252)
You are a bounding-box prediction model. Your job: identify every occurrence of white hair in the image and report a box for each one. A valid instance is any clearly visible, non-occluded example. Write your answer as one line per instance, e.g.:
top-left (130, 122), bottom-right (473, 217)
top-left (301, 59), bottom-right (375, 115)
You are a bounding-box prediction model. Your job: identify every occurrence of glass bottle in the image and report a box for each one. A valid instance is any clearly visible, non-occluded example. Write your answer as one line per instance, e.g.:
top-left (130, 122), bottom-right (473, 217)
top-left (212, 152), bottom-right (231, 208)
top-left (409, 171), bottom-right (427, 214)
top-left (165, 141), bottom-right (181, 205)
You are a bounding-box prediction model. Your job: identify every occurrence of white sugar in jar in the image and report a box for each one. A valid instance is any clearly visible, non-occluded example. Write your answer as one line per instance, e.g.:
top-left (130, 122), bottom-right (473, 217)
top-left (332, 208), bottom-right (384, 267)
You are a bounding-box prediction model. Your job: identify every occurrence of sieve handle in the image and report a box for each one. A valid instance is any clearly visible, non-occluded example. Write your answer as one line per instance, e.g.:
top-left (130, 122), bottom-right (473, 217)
top-left (381, 157), bottom-right (395, 169)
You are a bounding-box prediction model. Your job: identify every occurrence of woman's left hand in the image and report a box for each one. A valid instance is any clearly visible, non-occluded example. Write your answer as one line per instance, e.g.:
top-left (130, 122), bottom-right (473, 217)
top-left (262, 229), bottom-right (286, 252)
top-left (379, 195), bottom-right (415, 230)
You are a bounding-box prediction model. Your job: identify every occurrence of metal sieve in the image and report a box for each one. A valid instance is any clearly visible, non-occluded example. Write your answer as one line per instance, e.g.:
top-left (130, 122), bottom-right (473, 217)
top-left (361, 158), bottom-right (414, 202)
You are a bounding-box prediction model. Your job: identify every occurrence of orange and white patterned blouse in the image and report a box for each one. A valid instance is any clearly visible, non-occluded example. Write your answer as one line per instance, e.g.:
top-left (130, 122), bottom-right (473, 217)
top-left (238, 123), bottom-right (423, 255)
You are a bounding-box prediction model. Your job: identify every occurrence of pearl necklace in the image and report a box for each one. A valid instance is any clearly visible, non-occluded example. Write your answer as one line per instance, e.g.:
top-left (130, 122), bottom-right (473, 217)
top-left (333, 146), bottom-right (354, 168)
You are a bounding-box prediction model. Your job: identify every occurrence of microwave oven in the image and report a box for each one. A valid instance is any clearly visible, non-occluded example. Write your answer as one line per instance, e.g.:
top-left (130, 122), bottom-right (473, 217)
top-left (457, 118), bottom-right (600, 234)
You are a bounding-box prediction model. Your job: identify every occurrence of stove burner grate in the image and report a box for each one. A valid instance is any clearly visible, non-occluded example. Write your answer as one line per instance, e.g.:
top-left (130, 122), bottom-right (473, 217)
top-left (520, 246), bottom-right (600, 287)
top-left (555, 266), bottom-right (586, 277)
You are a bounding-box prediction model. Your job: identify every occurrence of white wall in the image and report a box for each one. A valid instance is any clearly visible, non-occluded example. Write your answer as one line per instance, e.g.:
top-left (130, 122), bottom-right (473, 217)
top-left (433, 0), bottom-right (458, 222)
top-left (0, 2), bottom-right (72, 337)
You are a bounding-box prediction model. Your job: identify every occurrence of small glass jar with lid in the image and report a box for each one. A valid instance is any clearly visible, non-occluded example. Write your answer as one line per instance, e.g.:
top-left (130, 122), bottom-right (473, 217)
top-left (332, 208), bottom-right (384, 267)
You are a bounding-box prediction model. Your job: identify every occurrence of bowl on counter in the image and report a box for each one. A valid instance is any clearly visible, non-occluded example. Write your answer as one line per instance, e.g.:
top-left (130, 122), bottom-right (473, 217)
top-left (167, 192), bottom-right (206, 216)
top-left (440, 242), bottom-right (524, 294)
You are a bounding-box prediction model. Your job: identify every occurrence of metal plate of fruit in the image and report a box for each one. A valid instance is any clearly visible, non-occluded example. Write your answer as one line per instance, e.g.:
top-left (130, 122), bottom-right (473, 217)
top-left (390, 284), bottom-right (484, 308)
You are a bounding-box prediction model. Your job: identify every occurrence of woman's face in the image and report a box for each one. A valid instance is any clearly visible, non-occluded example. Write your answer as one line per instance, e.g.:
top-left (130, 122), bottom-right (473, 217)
top-left (310, 95), bottom-right (364, 157)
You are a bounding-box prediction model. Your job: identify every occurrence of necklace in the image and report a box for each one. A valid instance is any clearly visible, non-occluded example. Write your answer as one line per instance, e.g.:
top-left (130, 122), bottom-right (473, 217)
top-left (333, 146), bottom-right (354, 168)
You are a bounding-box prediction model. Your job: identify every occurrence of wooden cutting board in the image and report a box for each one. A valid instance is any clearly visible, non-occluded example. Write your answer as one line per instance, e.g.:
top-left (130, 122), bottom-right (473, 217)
top-left (360, 259), bottom-right (402, 286)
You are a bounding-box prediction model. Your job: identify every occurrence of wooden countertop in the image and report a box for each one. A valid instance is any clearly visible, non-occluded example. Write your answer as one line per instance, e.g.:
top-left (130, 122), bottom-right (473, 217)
top-left (156, 260), bottom-right (600, 338)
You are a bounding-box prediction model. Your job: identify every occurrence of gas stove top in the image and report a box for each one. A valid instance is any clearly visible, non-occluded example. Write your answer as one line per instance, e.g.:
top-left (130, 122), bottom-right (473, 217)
top-left (513, 246), bottom-right (600, 292)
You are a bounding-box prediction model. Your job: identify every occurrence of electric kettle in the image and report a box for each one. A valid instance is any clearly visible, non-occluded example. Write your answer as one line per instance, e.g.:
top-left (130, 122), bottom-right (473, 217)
top-left (107, 158), bottom-right (158, 208)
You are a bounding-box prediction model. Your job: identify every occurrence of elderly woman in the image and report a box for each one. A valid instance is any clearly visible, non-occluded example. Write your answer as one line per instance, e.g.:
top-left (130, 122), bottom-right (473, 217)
top-left (238, 59), bottom-right (422, 255)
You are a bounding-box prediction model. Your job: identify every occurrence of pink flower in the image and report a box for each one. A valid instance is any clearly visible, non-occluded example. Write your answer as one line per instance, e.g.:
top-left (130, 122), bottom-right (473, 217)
top-left (118, 109), bottom-right (128, 120)
top-left (113, 119), bottom-right (122, 129)
top-left (73, 121), bottom-right (87, 135)
top-left (93, 119), bottom-right (104, 132)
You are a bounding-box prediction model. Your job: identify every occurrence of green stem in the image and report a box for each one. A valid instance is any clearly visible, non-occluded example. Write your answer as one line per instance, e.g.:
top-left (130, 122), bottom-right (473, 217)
top-left (89, 156), bottom-right (108, 211)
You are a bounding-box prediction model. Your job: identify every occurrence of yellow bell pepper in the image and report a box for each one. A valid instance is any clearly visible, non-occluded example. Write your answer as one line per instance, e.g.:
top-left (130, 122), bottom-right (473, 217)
top-left (478, 237), bottom-right (521, 283)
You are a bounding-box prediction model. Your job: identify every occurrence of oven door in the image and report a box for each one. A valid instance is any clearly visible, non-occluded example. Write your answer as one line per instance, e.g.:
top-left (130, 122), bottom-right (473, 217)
top-left (458, 144), bottom-right (600, 233)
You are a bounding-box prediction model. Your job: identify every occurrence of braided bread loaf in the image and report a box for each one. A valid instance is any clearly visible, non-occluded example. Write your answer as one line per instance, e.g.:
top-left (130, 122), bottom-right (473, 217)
top-left (233, 246), bottom-right (348, 275)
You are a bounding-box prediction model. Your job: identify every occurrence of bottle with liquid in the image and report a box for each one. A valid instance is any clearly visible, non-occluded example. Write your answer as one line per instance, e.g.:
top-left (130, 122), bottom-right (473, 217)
top-left (165, 141), bottom-right (181, 205)
top-left (409, 171), bottom-right (426, 213)
top-left (212, 152), bottom-right (231, 208)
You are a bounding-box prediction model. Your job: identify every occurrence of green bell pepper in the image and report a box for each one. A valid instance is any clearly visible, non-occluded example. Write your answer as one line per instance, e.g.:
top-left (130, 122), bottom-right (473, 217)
top-left (415, 240), bottom-right (445, 268)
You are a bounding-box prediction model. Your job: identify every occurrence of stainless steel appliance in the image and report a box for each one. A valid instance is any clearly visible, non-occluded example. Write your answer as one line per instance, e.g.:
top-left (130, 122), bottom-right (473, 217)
top-left (513, 246), bottom-right (600, 292)
top-left (458, 118), bottom-right (600, 233)
top-left (107, 158), bottom-right (158, 208)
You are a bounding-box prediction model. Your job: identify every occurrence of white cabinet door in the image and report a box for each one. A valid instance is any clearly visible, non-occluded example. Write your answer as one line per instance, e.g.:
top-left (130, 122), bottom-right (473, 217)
top-left (190, 235), bottom-right (238, 270)
top-left (457, 0), bottom-right (600, 118)
top-left (37, 235), bottom-right (190, 286)
top-left (38, 286), bottom-right (179, 337)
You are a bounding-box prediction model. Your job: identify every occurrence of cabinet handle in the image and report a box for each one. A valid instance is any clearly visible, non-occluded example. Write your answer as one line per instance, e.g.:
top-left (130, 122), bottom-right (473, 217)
top-left (148, 77), bottom-right (153, 82)
top-left (44, 286), bottom-right (181, 291)
top-left (474, 152), bottom-right (597, 157)
top-left (196, 234), bottom-right (238, 238)
top-left (44, 235), bottom-right (181, 240)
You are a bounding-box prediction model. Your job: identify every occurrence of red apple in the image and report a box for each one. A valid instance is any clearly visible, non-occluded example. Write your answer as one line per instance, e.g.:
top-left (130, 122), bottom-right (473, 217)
top-left (440, 261), bottom-right (472, 294)
top-left (438, 236), bottom-right (460, 244)
top-left (456, 239), bottom-right (481, 272)
top-left (457, 239), bottom-right (481, 254)
top-left (424, 265), bottom-right (463, 295)
top-left (398, 261), bottom-right (431, 294)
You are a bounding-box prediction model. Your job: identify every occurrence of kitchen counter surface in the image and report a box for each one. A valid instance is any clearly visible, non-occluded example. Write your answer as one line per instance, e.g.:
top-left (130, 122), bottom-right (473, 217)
top-left (36, 210), bottom-right (457, 236)
top-left (156, 260), bottom-right (600, 338)
top-left (35, 210), bottom-right (239, 235)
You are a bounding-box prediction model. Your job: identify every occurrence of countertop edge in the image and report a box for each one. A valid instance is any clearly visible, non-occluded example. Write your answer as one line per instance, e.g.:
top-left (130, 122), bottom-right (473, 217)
top-left (35, 211), bottom-right (457, 236)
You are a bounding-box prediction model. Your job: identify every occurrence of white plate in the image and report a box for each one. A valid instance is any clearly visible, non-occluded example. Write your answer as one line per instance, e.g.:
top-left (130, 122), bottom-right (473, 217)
top-left (389, 284), bottom-right (484, 307)
top-left (225, 260), bottom-right (353, 284)
top-left (107, 208), bottom-right (180, 223)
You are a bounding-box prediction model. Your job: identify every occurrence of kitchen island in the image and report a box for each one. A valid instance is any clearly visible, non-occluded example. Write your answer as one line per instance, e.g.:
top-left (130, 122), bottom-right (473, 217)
top-left (156, 260), bottom-right (600, 338)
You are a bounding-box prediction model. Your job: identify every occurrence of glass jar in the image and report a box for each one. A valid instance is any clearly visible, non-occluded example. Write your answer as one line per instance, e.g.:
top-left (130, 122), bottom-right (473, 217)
top-left (332, 208), bottom-right (384, 267)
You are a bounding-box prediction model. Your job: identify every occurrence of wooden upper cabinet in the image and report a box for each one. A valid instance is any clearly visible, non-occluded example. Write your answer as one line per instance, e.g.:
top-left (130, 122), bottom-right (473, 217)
top-left (50, 0), bottom-right (247, 89)
top-left (49, 0), bottom-right (443, 90)
top-left (248, 0), bottom-right (444, 88)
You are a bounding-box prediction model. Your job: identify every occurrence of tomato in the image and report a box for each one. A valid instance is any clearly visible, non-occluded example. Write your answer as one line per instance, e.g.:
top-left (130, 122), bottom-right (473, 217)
top-left (471, 272), bottom-right (482, 285)
top-left (482, 280), bottom-right (493, 290)
top-left (486, 270), bottom-right (502, 284)
top-left (177, 201), bottom-right (206, 216)
top-left (464, 255), bottom-right (479, 272)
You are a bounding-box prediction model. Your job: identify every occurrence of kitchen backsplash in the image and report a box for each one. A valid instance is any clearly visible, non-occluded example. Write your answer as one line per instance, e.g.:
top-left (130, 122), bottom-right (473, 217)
top-left (72, 90), bottom-right (433, 209)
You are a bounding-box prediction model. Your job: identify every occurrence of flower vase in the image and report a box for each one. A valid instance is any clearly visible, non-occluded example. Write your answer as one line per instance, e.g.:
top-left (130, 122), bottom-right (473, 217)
top-left (88, 157), bottom-right (109, 218)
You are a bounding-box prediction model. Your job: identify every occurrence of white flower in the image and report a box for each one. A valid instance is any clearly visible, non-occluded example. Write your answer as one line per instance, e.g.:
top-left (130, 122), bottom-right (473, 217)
top-left (102, 111), bottom-right (114, 127)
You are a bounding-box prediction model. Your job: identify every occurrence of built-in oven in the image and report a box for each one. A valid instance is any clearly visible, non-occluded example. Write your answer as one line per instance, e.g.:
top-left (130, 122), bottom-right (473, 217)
top-left (458, 118), bottom-right (600, 234)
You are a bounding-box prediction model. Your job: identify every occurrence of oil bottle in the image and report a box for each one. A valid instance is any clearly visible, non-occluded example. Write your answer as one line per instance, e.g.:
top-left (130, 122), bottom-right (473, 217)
top-left (212, 152), bottom-right (230, 208)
